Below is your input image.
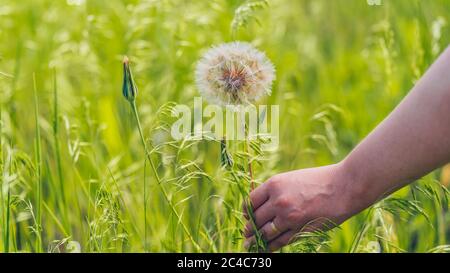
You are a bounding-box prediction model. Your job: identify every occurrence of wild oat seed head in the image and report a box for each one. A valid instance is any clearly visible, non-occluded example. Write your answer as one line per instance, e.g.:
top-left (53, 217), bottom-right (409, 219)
top-left (195, 42), bottom-right (275, 106)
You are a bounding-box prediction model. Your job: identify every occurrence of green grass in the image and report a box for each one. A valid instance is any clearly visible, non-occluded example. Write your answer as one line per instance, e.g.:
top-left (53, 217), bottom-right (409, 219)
top-left (33, 72), bottom-right (43, 252)
top-left (0, 0), bottom-right (450, 253)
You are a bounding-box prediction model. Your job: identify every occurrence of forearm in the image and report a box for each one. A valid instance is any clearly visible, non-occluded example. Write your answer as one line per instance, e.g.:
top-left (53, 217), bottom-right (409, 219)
top-left (245, 48), bottom-right (450, 253)
top-left (341, 46), bottom-right (450, 213)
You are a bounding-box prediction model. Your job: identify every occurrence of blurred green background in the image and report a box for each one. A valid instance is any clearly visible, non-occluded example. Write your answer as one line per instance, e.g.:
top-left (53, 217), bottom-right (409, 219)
top-left (0, 0), bottom-right (449, 252)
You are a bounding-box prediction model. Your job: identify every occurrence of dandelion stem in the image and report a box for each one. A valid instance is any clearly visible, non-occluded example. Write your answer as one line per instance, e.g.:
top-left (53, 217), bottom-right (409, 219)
top-left (129, 100), bottom-right (202, 252)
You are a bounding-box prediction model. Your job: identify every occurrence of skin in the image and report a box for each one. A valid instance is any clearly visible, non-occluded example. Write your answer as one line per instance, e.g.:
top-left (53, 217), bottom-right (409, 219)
top-left (244, 45), bottom-right (450, 252)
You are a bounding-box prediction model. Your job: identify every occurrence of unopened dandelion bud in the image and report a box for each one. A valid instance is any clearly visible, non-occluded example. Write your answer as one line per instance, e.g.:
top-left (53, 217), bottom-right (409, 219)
top-left (122, 56), bottom-right (138, 102)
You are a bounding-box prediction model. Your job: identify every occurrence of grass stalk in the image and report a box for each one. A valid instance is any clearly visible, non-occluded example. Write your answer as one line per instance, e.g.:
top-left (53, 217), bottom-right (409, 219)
top-left (349, 208), bottom-right (374, 253)
top-left (52, 70), bottom-right (68, 229)
top-left (244, 125), bottom-right (255, 190)
top-left (4, 190), bottom-right (10, 253)
top-left (230, 170), bottom-right (266, 252)
top-left (33, 73), bottom-right (43, 252)
top-left (129, 100), bottom-right (202, 252)
top-left (4, 152), bottom-right (11, 253)
top-left (144, 158), bottom-right (148, 251)
top-left (43, 202), bottom-right (69, 238)
top-left (244, 124), bottom-right (264, 251)
top-left (0, 71), bottom-right (3, 252)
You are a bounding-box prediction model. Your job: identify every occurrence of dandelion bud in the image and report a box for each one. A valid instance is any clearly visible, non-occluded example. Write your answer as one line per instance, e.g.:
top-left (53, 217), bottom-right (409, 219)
top-left (122, 56), bottom-right (138, 102)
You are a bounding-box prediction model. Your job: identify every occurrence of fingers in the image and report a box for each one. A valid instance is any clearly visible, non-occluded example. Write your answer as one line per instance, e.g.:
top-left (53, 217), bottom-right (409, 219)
top-left (267, 230), bottom-right (296, 252)
top-left (244, 229), bottom-right (295, 253)
top-left (259, 217), bottom-right (286, 242)
top-left (265, 219), bottom-right (334, 252)
top-left (243, 202), bottom-right (275, 237)
top-left (244, 217), bottom-right (287, 248)
top-left (243, 183), bottom-right (270, 216)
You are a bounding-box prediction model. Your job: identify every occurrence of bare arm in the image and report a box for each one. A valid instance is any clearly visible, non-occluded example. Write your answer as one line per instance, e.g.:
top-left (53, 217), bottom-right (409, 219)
top-left (244, 46), bottom-right (450, 252)
top-left (342, 45), bottom-right (450, 212)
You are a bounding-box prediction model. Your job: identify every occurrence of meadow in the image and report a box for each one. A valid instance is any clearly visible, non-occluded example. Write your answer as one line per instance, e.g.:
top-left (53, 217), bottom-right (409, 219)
top-left (1, 0), bottom-right (450, 253)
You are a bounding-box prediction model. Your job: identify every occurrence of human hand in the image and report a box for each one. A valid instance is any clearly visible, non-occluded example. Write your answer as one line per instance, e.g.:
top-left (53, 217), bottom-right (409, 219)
top-left (243, 163), bottom-right (361, 252)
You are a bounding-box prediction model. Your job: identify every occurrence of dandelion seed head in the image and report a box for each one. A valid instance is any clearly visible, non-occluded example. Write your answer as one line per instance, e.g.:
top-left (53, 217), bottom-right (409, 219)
top-left (195, 42), bottom-right (275, 106)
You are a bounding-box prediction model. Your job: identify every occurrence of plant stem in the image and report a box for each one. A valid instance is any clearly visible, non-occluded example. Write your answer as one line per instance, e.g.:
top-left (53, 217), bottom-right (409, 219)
top-left (52, 71), bottom-right (66, 210)
top-left (244, 125), bottom-right (254, 190)
top-left (5, 189), bottom-right (10, 253)
top-left (4, 152), bottom-right (11, 253)
top-left (349, 208), bottom-right (373, 253)
top-left (244, 125), bottom-right (264, 251)
top-left (0, 71), bottom-right (3, 252)
top-left (52, 70), bottom-right (70, 235)
top-left (43, 201), bottom-right (69, 238)
top-left (33, 73), bottom-right (42, 252)
top-left (129, 100), bottom-right (201, 252)
top-left (144, 159), bottom-right (148, 251)
top-left (230, 171), bottom-right (266, 252)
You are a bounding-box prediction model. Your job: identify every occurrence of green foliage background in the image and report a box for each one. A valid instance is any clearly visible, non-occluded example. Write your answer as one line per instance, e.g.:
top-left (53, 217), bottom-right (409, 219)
top-left (0, 0), bottom-right (449, 252)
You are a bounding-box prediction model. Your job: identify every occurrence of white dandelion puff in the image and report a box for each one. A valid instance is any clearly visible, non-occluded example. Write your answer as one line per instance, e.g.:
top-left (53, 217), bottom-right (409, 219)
top-left (195, 41), bottom-right (275, 106)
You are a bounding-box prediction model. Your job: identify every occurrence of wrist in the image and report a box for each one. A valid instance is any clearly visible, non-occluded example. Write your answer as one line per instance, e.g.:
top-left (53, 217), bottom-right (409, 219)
top-left (334, 159), bottom-right (376, 218)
